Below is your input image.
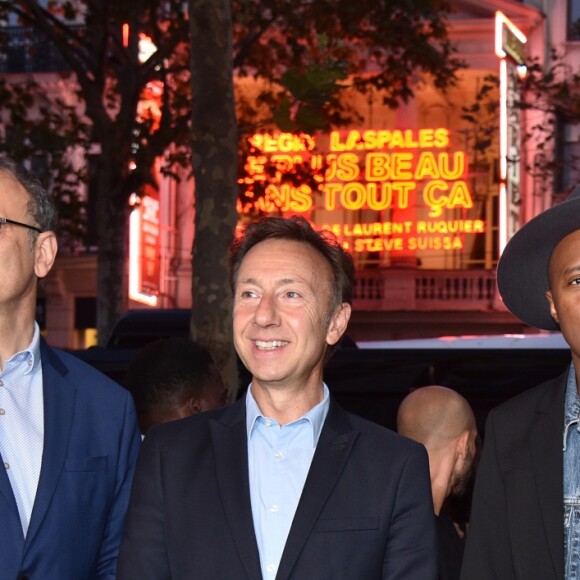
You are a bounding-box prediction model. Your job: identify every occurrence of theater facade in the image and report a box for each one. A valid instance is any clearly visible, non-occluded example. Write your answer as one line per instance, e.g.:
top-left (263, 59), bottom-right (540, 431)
top-left (34, 0), bottom-right (580, 348)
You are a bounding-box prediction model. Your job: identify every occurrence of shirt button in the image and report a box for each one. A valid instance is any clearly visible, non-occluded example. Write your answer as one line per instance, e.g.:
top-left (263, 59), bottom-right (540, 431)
top-left (274, 451), bottom-right (283, 460)
top-left (0, 409), bottom-right (5, 415)
top-left (266, 564), bottom-right (276, 573)
top-left (269, 504), bottom-right (279, 513)
top-left (264, 419), bottom-right (272, 427)
top-left (28, 360), bottom-right (32, 367)
top-left (0, 379), bottom-right (3, 386)
top-left (4, 462), bottom-right (9, 469)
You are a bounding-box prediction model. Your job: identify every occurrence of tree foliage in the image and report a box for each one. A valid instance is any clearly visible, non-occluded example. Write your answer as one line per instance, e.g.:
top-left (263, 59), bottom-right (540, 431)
top-left (0, 75), bottom-right (91, 248)
top-left (0, 0), bottom-right (461, 355)
top-left (0, 0), bottom-right (191, 344)
top-left (461, 48), bottom-right (580, 210)
top-left (460, 74), bottom-right (500, 166)
top-left (518, 50), bottom-right (580, 195)
top-left (232, 0), bottom-right (461, 131)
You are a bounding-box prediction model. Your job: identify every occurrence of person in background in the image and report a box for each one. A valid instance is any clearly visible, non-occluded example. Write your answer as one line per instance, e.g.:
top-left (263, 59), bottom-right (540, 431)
top-left (397, 385), bottom-right (478, 580)
top-left (118, 215), bottom-right (437, 579)
top-left (125, 337), bottom-right (228, 435)
top-left (461, 186), bottom-right (580, 580)
top-left (0, 155), bottom-right (141, 578)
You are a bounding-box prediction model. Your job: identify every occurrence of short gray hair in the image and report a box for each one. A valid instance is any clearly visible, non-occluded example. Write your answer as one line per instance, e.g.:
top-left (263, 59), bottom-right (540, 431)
top-left (0, 156), bottom-right (58, 238)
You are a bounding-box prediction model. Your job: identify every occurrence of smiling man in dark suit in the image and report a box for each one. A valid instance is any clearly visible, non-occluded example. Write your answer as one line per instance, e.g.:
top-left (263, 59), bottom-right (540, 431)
top-left (0, 156), bottom-right (141, 579)
top-left (461, 187), bottom-right (580, 580)
top-left (118, 215), bottom-right (436, 580)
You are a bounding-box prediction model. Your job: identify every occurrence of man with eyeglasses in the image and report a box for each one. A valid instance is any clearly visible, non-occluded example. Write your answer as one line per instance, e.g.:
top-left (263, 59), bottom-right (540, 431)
top-left (0, 156), bottom-right (141, 579)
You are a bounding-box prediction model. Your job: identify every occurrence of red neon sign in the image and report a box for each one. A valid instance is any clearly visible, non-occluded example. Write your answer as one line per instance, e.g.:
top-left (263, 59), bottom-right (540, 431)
top-left (129, 189), bottom-right (160, 306)
top-left (239, 129), bottom-right (486, 253)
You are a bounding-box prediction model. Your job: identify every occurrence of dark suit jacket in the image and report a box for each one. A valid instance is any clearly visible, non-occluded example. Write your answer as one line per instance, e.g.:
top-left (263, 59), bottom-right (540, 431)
top-left (436, 513), bottom-right (464, 580)
top-left (460, 371), bottom-right (566, 580)
top-left (118, 396), bottom-right (437, 579)
top-left (0, 341), bottom-right (141, 580)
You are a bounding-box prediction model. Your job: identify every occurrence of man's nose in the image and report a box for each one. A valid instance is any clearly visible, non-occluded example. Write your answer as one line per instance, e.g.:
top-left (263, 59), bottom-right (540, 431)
top-left (253, 294), bottom-right (279, 326)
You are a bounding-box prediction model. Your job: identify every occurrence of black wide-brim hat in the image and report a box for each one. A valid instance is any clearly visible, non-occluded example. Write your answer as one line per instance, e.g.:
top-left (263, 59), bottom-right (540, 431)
top-left (497, 185), bottom-right (580, 330)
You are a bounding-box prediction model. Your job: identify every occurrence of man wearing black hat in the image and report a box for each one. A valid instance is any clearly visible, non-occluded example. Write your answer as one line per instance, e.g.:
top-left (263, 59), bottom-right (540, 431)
top-left (460, 188), bottom-right (580, 580)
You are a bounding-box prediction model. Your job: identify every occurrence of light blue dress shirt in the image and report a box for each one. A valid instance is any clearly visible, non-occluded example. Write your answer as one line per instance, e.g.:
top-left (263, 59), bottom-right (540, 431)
top-left (246, 384), bottom-right (329, 580)
top-left (0, 323), bottom-right (44, 537)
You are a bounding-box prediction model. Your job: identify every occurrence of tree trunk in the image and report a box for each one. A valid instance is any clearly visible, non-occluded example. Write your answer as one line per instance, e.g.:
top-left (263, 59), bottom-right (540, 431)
top-left (189, 0), bottom-right (239, 394)
top-left (95, 155), bottom-right (130, 346)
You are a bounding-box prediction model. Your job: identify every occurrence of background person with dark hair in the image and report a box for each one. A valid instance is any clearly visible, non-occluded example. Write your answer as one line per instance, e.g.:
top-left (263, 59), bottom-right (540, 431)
top-left (126, 337), bottom-right (228, 435)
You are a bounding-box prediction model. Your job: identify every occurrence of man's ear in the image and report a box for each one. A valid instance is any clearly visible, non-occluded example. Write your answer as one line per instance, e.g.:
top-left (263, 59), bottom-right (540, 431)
top-left (34, 231), bottom-right (58, 279)
top-left (326, 303), bottom-right (352, 346)
top-left (184, 396), bottom-right (202, 416)
top-left (546, 290), bottom-right (560, 325)
top-left (456, 430), bottom-right (470, 458)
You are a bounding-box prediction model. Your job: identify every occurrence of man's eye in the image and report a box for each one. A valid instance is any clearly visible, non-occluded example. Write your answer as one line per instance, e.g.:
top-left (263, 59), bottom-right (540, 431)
top-left (239, 290), bottom-right (256, 299)
top-left (286, 291), bottom-right (300, 298)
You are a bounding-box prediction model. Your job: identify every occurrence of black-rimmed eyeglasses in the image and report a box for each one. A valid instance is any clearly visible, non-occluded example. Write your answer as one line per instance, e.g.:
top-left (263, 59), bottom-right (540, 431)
top-left (0, 217), bottom-right (42, 233)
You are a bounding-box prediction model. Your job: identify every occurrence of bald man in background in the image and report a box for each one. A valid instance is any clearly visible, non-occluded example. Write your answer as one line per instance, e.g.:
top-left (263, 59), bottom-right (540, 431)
top-left (397, 386), bottom-right (478, 580)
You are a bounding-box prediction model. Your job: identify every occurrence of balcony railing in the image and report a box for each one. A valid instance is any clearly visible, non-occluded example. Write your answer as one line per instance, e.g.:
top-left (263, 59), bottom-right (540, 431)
top-left (353, 269), bottom-right (500, 311)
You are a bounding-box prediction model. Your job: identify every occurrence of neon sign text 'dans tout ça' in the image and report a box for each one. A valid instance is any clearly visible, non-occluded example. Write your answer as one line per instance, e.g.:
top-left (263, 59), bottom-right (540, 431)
top-left (241, 129), bottom-right (487, 253)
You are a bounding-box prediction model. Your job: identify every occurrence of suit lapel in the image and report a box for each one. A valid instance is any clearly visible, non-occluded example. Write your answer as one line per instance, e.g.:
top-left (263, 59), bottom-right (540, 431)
top-left (529, 374), bottom-right (566, 580)
top-left (211, 398), bottom-right (262, 580)
top-left (25, 343), bottom-right (75, 550)
top-left (276, 400), bottom-right (358, 580)
top-left (0, 447), bottom-right (20, 523)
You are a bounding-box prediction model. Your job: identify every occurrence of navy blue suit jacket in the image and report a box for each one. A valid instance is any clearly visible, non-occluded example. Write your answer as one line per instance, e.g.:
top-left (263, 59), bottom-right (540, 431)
top-left (0, 341), bottom-right (141, 580)
top-left (118, 396), bottom-right (436, 579)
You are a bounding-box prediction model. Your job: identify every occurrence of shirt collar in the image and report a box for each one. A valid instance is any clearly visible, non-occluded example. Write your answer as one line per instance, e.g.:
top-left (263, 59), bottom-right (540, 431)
top-left (5, 322), bottom-right (41, 375)
top-left (563, 363), bottom-right (579, 450)
top-left (245, 383), bottom-right (330, 447)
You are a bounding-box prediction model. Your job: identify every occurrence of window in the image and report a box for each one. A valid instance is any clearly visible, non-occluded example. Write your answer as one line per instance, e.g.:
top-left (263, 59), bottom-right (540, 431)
top-left (569, 0), bottom-right (580, 39)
